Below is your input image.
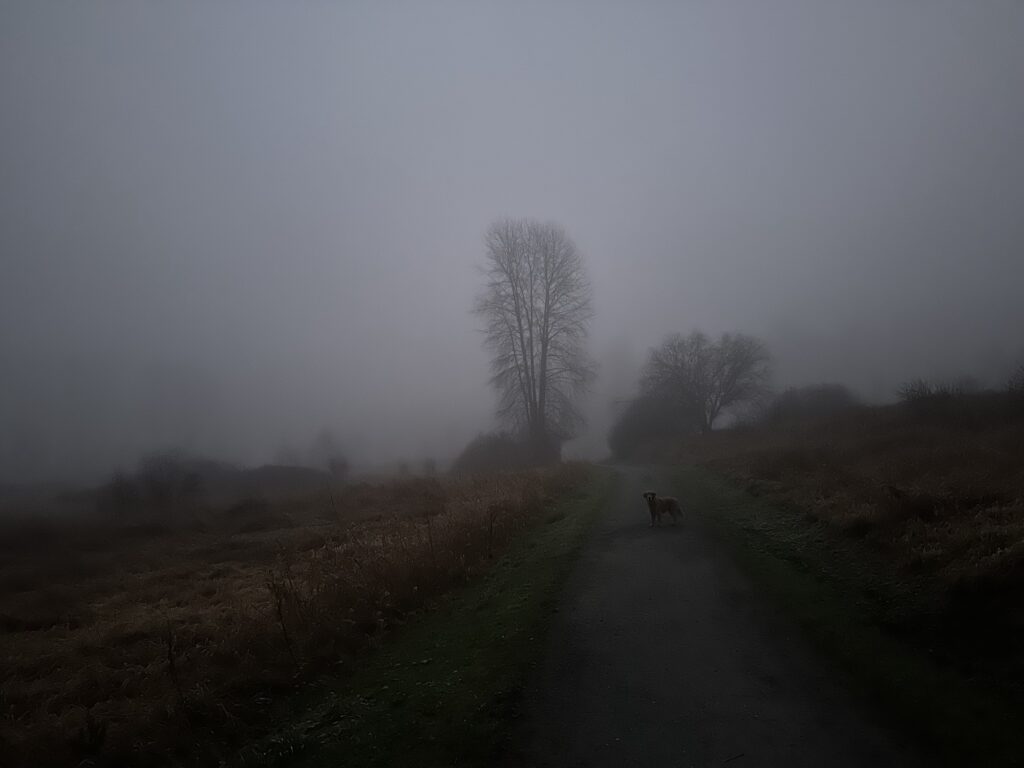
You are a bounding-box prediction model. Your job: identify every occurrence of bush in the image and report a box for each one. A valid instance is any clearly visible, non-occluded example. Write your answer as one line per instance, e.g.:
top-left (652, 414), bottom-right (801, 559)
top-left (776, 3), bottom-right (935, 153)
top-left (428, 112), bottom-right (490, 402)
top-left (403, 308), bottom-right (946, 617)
top-left (897, 377), bottom-right (980, 403)
top-left (94, 472), bottom-right (142, 516)
top-left (1008, 365), bottom-right (1024, 394)
top-left (758, 384), bottom-right (861, 426)
top-left (94, 453), bottom-right (210, 522)
top-left (608, 393), bottom-right (700, 460)
top-left (897, 378), bottom-right (936, 402)
top-left (450, 432), bottom-right (532, 475)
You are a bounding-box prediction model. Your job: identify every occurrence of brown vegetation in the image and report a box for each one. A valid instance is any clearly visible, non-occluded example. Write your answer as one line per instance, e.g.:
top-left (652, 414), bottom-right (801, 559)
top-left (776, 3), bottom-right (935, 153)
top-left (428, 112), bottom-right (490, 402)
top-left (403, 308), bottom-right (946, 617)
top-left (674, 390), bottom-right (1024, 693)
top-left (680, 393), bottom-right (1024, 584)
top-left (0, 465), bottom-right (588, 767)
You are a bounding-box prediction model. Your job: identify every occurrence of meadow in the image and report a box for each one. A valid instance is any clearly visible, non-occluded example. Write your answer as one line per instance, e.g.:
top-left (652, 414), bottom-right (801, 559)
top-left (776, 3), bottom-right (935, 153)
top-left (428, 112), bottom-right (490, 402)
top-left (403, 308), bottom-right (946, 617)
top-left (0, 465), bottom-right (588, 766)
top-left (674, 391), bottom-right (1024, 708)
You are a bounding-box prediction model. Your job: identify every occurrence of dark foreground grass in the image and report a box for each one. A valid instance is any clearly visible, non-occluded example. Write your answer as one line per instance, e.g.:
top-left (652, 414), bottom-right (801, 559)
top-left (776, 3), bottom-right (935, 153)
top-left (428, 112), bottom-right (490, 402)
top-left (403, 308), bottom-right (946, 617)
top-left (676, 466), bottom-right (1024, 767)
top-left (1, 467), bottom-right (595, 766)
top-left (234, 467), bottom-right (616, 768)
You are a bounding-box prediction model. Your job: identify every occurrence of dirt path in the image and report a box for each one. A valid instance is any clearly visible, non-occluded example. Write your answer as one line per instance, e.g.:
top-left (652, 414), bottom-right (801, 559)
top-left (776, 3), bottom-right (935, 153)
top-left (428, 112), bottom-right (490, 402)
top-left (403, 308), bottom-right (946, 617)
top-left (521, 466), bottom-right (917, 767)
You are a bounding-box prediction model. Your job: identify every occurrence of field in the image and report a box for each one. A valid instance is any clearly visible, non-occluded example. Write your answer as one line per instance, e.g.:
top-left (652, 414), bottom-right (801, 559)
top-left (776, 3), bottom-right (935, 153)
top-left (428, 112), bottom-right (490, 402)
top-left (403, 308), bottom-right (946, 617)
top-left (246, 466), bottom-right (615, 767)
top-left (0, 465), bottom-right (591, 767)
top-left (670, 391), bottom-right (1024, 744)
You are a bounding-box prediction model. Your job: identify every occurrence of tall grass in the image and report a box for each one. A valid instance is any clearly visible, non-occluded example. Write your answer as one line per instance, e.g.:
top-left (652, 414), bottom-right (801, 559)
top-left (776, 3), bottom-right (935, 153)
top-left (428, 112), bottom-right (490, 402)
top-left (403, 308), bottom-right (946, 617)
top-left (0, 464), bottom-right (588, 767)
top-left (673, 391), bottom-right (1024, 704)
top-left (678, 394), bottom-right (1024, 560)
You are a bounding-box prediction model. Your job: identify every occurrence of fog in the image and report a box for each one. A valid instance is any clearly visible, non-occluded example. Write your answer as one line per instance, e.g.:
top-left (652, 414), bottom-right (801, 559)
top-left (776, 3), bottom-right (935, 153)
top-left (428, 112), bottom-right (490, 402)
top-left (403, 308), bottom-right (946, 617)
top-left (2, 2), bottom-right (1023, 484)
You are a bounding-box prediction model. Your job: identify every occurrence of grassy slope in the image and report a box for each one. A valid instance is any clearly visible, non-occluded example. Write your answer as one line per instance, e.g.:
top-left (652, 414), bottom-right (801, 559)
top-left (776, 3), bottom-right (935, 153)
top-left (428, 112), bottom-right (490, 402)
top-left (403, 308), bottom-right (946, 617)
top-left (677, 465), bottom-right (1024, 767)
top-left (678, 397), bottom-right (1024, 608)
top-left (236, 467), bottom-right (617, 768)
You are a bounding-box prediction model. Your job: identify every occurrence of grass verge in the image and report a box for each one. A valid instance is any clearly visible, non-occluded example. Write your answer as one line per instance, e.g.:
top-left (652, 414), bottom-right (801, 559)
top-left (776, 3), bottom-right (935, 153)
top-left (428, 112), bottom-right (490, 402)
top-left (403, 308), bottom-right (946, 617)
top-left (677, 465), bottom-right (1024, 768)
top-left (235, 466), bottom-right (617, 767)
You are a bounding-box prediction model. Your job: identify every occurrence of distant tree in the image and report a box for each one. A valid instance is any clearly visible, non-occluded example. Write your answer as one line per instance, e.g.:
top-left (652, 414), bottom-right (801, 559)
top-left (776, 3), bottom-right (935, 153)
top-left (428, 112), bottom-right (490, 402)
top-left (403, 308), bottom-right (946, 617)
top-left (641, 331), bottom-right (771, 432)
top-left (1008, 365), bottom-right (1024, 394)
top-left (951, 376), bottom-right (981, 395)
top-left (327, 457), bottom-right (349, 480)
top-left (96, 472), bottom-right (142, 516)
top-left (474, 219), bottom-right (596, 463)
top-left (897, 377), bottom-right (978, 402)
top-left (309, 428), bottom-right (348, 474)
top-left (897, 378), bottom-right (935, 402)
top-left (136, 452), bottom-right (204, 514)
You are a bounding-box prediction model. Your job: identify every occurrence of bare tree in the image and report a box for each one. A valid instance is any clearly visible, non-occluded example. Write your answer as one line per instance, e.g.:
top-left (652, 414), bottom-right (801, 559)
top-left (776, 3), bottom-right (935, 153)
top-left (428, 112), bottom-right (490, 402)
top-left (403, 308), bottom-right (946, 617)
top-left (474, 218), bottom-right (595, 462)
top-left (642, 331), bottom-right (770, 432)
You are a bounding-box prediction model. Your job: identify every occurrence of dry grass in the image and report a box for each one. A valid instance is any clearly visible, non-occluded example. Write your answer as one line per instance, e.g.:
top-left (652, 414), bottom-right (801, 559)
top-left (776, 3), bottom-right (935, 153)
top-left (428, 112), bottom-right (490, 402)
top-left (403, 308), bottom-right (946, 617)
top-left (674, 393), bottom-right (1024, 662)
top-left (675, 399), bottom-right (1019, 585)
top-left (665, 394), bottom-right (1024, 762)
top-left (0, 464), bottom-right (588, 767)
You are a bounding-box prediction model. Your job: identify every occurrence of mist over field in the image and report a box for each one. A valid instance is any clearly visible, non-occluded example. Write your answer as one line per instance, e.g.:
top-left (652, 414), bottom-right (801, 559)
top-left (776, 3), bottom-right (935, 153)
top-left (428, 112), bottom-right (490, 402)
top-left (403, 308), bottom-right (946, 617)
top-left (2, 1), bottom-right (1023, 484)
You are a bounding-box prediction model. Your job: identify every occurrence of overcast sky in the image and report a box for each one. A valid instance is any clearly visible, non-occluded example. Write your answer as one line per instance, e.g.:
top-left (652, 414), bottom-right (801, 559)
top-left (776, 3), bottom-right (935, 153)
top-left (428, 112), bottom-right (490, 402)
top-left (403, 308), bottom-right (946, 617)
top-left (2, 1), bottom-right (1023, 483)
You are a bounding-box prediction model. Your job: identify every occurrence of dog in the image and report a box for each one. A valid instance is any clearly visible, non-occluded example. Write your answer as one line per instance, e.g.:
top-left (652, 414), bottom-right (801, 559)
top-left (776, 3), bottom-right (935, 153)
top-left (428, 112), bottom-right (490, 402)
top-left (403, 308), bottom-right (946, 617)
top-left (642, 491), bottom-right (682, 527)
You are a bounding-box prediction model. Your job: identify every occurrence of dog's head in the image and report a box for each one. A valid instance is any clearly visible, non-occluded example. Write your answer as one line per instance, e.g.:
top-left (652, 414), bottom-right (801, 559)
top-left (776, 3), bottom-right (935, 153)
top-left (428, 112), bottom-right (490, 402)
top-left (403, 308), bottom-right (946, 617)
top-left (642, 491), bottom-right (657, 506)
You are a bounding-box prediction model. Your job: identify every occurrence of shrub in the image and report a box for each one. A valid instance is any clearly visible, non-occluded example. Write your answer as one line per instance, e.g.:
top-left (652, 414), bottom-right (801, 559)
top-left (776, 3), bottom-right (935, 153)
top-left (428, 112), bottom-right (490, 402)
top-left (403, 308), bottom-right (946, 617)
top-left (897, 378), bottom-right (936, 402)
top-left (758, 384), bottom-right (861, 426)
top-left (96, 452), bottom-right (220, 521)
top-left (1008, 364), bottom-right (1024, 394)
top-left (94, 472), bottom-right (142, 517)
top-left (451, 432), bottom-right (531, 475)
top-left (608, 393), bottom-right (699, 460)
top-left (897, 377), bottom-right (980, 403)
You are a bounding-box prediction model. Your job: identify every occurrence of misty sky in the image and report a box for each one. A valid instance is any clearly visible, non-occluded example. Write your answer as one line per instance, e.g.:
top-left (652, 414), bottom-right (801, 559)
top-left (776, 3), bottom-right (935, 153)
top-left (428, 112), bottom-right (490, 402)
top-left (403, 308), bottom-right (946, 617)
top-left (2, 2), bottom-right (1023, 483)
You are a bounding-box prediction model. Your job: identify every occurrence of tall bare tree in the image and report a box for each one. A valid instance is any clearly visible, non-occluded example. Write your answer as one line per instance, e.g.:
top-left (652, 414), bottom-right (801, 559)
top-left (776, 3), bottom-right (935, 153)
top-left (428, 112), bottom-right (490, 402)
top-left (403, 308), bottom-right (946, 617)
top-left (642, 331), bottom-right (770, 432)
top-left (474, 218), bottom-right (595, 462)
